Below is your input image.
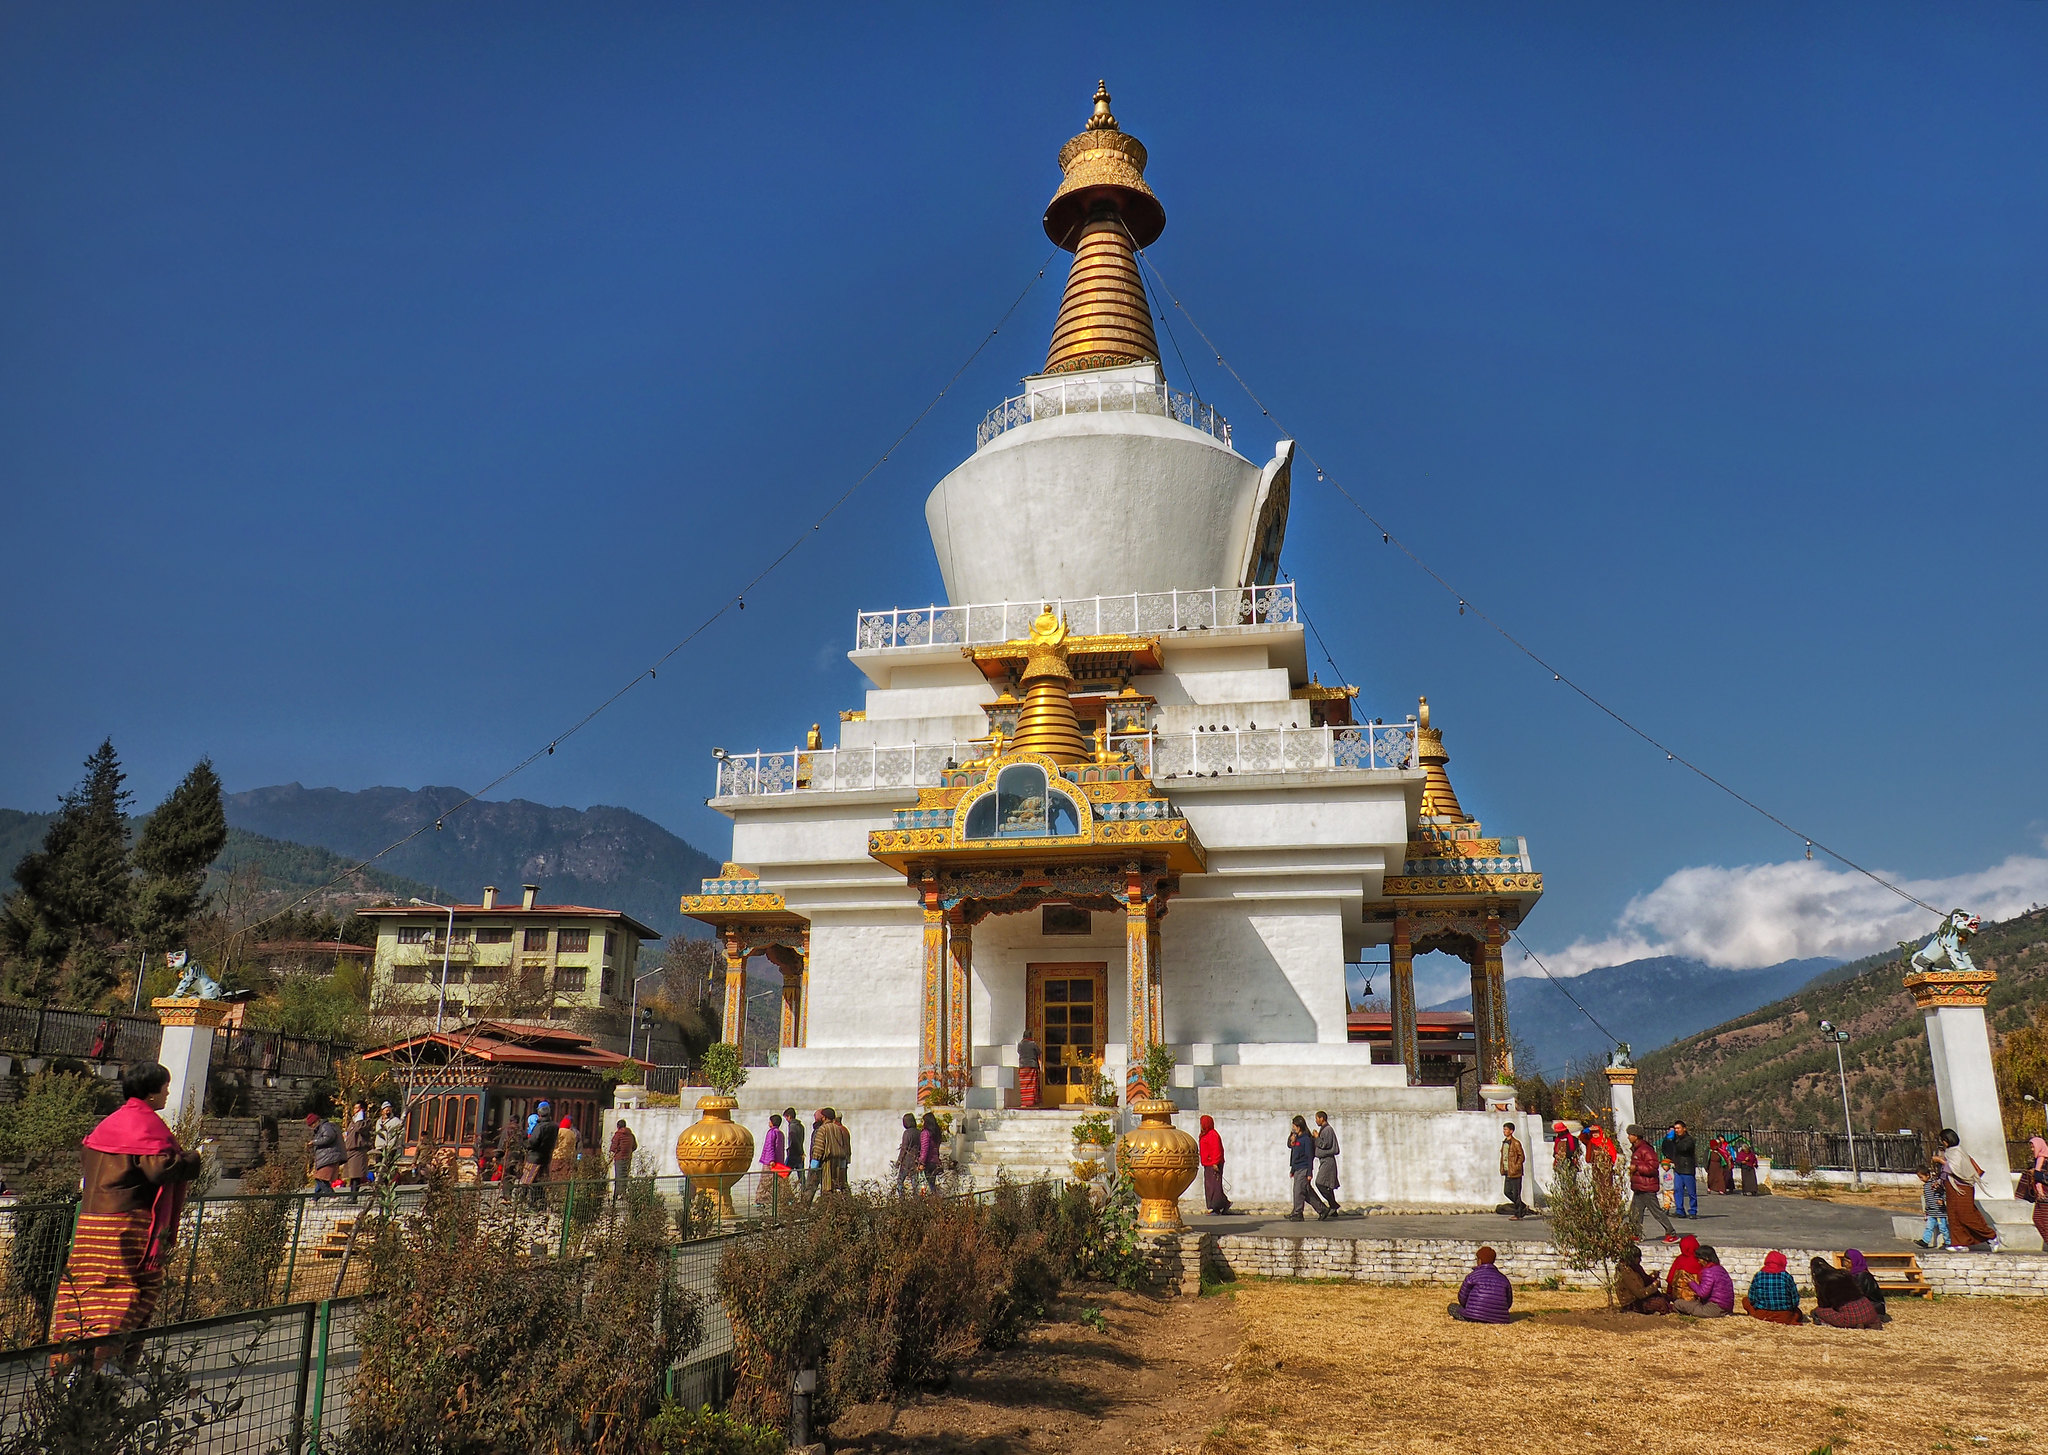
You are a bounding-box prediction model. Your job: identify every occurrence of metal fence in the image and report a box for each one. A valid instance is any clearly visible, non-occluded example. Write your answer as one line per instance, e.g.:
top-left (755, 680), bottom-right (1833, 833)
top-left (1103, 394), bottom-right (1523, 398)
top-left (1633, 1127), bottom-right (1936, 1174)
top-left (213, 1028), bottom-right (350, 1079)
top-left (0, 1171), bottom-right (796, 1355)
top-left (0, 1003), bottom-right (162, 1063)
top-left (976, 376), bottom-right (1232, 450)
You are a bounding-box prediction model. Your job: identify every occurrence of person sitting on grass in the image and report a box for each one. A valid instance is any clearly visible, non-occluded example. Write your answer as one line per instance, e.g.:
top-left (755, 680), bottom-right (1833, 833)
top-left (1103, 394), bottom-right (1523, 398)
top-left (1666, 1233), bottom-right (1703, 1303)
top-left (1672, 1244), bottom-right (1733, 1317)
top-left (1809, 1255), bottom-right (1883, 1329)
top-left (1742, 1250), bottom-right (1804, 1324)
top-left (1843, 1249), bottom-right (1888, 1322)
top-left (1613, 1245), bottom-right (1670, 1314)
top-left (1448, 1245), bottom-right (1512, 1324)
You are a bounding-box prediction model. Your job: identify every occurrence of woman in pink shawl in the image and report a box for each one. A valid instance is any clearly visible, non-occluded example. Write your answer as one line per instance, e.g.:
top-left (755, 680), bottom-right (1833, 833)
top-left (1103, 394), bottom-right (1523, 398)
top-left (2026, 1136), bottom-right (2048, 1246)
top-left (52, 1063), bottom-right (203, 1358)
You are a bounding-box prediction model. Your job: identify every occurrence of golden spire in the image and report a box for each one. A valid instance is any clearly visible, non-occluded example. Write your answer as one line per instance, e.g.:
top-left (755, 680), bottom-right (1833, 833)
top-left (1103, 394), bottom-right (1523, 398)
top-left (1414, 696), bottom-right (1469, 822)
top-left (1042, 82), bottom-right (1163, 375)
top-left (1006, 610), bottom-right (1091, 762)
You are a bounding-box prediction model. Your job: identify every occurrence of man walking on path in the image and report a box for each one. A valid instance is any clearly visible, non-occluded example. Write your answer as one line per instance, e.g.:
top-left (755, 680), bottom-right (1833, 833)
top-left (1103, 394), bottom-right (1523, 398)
top-left (525, 1105), bottom-right (558, 1209)
top-left (1286, 1115), bottom-right (1328, 1221)
top-left (1500, 1122), bottom-right (1530, 1220)
top-left (1313, 1111), bottom-right (1342, 1217)
top-left (608, 1119), bottom-right (638, 1200)
top-left (814, 1107), bottom-right (849, 1194)
top-left (1627, 1125), bottom-right (1679, 1242)
top-left (1663, 1120), bottom-right (1698, 1218)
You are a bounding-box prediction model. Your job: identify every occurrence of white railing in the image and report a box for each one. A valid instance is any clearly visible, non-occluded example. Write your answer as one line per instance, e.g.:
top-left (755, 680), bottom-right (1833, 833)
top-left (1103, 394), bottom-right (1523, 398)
top-left (855, 584), bottom-right (1296, 651)
top-left (978, 379), bottom-right (1231, 450)
top-left (711, 722), bottom-right (1416, 798)
top-left (1109, 725), bottom-right (1418, 778)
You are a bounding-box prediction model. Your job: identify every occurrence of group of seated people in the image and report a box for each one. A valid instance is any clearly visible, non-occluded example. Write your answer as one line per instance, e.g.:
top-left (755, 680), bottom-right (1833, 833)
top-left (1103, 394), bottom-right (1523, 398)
top-left (1449, 1235), bottom-right (1890, 1327)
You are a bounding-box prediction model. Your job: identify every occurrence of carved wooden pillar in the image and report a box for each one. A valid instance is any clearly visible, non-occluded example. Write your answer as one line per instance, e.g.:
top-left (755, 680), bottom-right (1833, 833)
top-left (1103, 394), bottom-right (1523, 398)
top-left (796, 932), bottom-right (811, 1049)
top-left (945, 906), bottom-right (972, 1092)
top-left (1468, 946), bottom-right (1496, 1087)
top-left (1146, 909), bottom-right (1164, 1048)
top-left (1484, 908), bottom-right (1511, 1081)
top-left (919, 869), bottom-right (945, 1104)
top-left (1390, 915), bottom-right (1418, 1084)
top-left (1125, 866), bottom-right (1151, 1100)
top-left (720, 930), bottom-right (747, 1048)
top-left (776, 950), bottom-right (801, 1050)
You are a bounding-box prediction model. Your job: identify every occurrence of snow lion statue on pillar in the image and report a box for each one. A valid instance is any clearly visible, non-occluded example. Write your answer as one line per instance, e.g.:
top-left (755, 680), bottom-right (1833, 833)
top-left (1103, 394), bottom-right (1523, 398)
top-left (1907, 909), bottom-right (1981, 976)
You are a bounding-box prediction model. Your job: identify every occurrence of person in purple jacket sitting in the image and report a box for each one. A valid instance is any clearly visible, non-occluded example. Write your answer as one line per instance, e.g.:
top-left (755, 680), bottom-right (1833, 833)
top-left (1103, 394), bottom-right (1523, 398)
top-left (1672, 1244), bottom-right (1735, 1317)
top-left (1448, 1245), bottom-right (1513, 1323)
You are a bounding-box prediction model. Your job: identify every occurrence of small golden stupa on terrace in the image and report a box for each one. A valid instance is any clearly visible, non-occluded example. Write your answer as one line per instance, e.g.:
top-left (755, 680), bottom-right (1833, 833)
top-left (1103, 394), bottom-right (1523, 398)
top-left (1005, 610), bottom-right (1091, 763)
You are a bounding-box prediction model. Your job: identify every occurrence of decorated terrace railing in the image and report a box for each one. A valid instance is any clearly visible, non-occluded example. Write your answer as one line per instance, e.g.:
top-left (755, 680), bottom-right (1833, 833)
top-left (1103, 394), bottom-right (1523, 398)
top-left (855, 583), bottom-right (1296, 652)
top-left (978, 377), bottom-right (1231, 450)
top-left (713, 723), bottom-right (1416, 798)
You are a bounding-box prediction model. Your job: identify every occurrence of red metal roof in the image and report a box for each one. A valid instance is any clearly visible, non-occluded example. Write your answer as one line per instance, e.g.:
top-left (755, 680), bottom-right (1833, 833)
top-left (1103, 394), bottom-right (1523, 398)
top-left (359, 1020), bottom-right (631, 1070)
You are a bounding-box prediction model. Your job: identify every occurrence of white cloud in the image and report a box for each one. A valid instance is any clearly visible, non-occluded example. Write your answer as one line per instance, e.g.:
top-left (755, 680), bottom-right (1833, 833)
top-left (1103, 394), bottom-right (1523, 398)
top-left (1521, 854), bottom-right (2048, 979)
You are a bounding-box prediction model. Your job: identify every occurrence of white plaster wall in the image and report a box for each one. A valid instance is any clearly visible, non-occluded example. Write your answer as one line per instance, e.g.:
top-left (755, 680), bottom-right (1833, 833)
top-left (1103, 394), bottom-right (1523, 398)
top-left (1154, 702), bottom-right (1308, 733)
top-left (839, 714), bottom-right (990, 749)
top-left (967, 909), bottom-right (1129, 1051)
top-left (618, 1104), bottom-right (915, 1192)
top-left (804, 919), bottom-right (924, 1051)
top-left (1159, 901), bottom-right (1339, 1044)
top-left (864, 684), bottom-right (995, 720)
top-left (1169, 781), bottom-right (1411, 859)
top-left (728, 803), bottom-right (901, 871)
top-left (1172, 668), bottom-right (1294, 705)
top-left (1196, 1109), bottom-right (1551, 1210)
top-left (926, 414), bottom-right (1270, 604)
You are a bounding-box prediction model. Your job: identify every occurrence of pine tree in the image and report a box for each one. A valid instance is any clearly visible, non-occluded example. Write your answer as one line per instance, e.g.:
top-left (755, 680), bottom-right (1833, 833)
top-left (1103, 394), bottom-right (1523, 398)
top-left (132, 758), bottom-right (229, 956)
top-left (1, 740), bottom-right (133, 999)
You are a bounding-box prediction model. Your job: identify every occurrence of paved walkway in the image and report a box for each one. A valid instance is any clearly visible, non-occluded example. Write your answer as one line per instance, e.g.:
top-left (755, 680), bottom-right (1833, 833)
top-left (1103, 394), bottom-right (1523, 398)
top-left (1188, 1191), bottom-right (1905, 1252)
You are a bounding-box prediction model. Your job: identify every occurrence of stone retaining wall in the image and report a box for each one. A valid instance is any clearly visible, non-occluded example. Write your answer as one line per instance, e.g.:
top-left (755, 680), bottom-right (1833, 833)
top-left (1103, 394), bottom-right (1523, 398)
top-left (1204, 1233), bottom-right (2048, 1299)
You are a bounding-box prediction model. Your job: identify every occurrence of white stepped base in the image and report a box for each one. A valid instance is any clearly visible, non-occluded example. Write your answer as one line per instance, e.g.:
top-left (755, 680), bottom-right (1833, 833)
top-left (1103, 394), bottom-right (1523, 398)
top-left (960, 1108), bottom-right (1095, 1184)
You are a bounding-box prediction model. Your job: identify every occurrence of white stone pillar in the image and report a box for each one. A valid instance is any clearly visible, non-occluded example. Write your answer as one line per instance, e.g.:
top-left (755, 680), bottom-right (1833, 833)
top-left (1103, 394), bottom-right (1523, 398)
top-left (153, 997), bottom-right (229, 1130)
top-left (1604, 1065), bottom-right (1638, 1140)
top-left (1905, 968), bottom-right (2014, 1195)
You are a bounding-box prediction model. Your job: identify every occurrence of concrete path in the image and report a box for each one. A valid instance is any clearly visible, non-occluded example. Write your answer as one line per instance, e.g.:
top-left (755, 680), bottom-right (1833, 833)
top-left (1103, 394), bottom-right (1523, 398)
top-left (1188, 1190), bottom-right (1907, 1253)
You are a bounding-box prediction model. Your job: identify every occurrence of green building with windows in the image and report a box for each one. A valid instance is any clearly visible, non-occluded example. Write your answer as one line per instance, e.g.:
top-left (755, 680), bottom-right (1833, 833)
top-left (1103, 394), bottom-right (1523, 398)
top-left (360, 883), bottom-right (660, 1043)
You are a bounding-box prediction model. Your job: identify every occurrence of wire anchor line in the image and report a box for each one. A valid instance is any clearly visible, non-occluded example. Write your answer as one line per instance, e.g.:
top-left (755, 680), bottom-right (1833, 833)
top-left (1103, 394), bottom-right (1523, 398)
top-left (1120, 237), bottom-right (1942, 923)
top-left (228, 247), bottom-right (1064, 950)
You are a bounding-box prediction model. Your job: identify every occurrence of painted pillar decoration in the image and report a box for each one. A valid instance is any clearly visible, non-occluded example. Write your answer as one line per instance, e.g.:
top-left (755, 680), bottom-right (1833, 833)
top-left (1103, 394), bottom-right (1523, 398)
top-left (1905, 910), bottom-right (2014, 1196)
top-left (945, 906), bottom-right (972, 1092)
top-left (1125, 865), bottom-right (1152, 1099)
top-left (1483, 907), bottom-right (1512, 1082)
top-left (154, 996), bottom-right (230, 1129)
top-left (1390, 916), bottom-right (1418, 1084)
top-left (1603, 1058), bottom-right (1638, 1141)
top-left (1146, 908), bottom-right (1164, 1049)
top-left (720, 931), bottom-right (748, 1047)
top-left (918, 869), bottom-right (945, 1103)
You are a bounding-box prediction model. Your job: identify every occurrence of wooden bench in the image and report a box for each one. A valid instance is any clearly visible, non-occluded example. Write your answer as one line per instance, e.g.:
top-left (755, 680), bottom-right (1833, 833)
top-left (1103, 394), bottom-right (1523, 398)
top-left (1835, 1250), bottom-right (1929, 1298)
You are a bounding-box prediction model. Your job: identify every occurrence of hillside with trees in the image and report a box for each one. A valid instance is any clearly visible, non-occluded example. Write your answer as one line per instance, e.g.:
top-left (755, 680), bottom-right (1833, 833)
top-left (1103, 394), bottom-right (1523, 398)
top-left (1635, 906), bottom-right (2048, 1138)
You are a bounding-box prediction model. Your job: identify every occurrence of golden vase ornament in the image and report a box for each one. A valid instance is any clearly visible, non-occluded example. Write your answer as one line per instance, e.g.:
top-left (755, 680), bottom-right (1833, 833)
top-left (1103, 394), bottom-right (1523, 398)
top-left (1119, 1097), bottom-right (1198, 1231)
top-left (674, 1094), bottom-right (754, 1217)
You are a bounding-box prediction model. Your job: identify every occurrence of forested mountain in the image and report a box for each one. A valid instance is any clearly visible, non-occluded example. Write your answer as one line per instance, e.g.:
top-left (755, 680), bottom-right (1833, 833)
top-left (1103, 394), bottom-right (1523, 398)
top-left (1635, 907), bottom-right (2048, 1132)
top-left (223, 784), bottom-right (719, 936)
top-left (1431, 955), bottom-right (1838, 1074)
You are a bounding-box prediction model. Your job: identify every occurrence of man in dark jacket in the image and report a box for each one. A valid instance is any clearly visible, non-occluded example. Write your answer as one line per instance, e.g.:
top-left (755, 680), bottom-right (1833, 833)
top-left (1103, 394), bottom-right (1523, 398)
top-left (1662, 1120), bottom-right (1699, 1219)
top-left (1627, 1125), bottom-right (1679, 1242)
top-left (525, 1102), bottom-right (559, 1206)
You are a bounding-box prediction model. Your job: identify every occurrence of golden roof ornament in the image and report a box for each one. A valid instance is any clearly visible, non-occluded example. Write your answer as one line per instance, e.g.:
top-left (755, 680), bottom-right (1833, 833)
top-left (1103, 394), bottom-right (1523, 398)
top-left (1007, 609), bottom-right (1091, 763)
top-left (1414, 696), bottom-right (1469, 823)
top-left (1042, 81), bottom-right (1163, 375)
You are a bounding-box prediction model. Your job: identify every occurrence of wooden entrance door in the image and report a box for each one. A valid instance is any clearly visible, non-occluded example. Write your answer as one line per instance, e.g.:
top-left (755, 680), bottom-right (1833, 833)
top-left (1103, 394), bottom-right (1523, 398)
top-left (1027, 963), bottom-right (1108, 1106)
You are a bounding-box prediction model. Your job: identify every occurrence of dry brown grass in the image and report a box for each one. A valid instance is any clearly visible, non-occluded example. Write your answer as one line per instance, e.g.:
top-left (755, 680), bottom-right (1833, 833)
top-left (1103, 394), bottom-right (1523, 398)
top-left (1209, 1281), bottom-right (2047, 1455)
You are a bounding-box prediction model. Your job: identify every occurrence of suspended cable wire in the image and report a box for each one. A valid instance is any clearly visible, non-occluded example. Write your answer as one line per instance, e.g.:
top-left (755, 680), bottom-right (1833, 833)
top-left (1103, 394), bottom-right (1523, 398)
top-left (1121, 236), bottom-right (1943, 922)
top-left (1513, 933), bottom-right (1625, 1053)
top-left (228, 247), bottom-right (1064, 951)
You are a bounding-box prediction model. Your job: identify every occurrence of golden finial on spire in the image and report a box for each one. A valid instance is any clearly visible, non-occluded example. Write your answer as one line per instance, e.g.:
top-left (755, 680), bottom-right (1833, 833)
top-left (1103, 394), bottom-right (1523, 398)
top-left (1413, 695), bottom-right (1469, 823)
top-left (1086, 80), bottom-right (1117, 132)
top-left (1042, 81), bottom-right (1164, 374)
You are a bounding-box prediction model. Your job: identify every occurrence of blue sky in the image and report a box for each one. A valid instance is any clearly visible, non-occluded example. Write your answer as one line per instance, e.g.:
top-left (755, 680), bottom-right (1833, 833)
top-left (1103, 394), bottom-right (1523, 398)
top-left (4, 6), bottom-right (2045, 995)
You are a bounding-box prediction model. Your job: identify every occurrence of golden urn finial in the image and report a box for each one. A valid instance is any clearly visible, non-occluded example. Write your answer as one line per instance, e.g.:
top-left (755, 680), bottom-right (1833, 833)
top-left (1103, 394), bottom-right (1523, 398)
top-left (1042, 80), bottom-right (1163, 375)
top-left (1008, 611), bottom-right (1090, 763)
top-left (1414, 695), bottom-right (1468, 822)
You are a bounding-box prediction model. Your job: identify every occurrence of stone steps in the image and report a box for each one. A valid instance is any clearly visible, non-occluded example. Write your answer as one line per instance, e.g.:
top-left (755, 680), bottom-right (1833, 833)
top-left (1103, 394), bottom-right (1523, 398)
top-left (961, 1109), bottom-right (1099, 1184)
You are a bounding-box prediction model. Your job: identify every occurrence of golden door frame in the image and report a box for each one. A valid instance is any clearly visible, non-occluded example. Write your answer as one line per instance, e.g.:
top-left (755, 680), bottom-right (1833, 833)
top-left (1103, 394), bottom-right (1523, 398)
top-left (1025, 962), bottom-right (1109, 1106)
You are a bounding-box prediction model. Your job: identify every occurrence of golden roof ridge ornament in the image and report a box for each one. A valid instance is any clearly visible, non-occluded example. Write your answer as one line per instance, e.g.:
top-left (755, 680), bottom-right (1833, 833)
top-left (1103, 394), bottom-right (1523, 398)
top-left (1006, 609), bottom-right (1091, 763)
top-left (1042, 81), bottom-right (1163, 375)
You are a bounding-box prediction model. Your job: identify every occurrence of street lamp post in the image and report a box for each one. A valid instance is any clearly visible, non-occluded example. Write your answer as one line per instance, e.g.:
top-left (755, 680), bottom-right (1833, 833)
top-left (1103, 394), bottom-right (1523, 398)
top-left (626, 967), bottom-right (666, 1061)
top-left (1818, 1019), bottom-right (1859, 1186)
top-left (409, 898), bottom-right (457, 1034)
